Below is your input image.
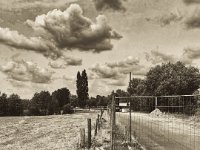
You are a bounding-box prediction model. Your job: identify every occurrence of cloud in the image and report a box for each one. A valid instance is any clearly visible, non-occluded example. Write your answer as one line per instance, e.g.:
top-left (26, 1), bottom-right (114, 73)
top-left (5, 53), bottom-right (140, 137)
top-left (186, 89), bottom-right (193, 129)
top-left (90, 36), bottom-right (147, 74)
top-left (90, 56), bottom-right (146, 81)
top-left (0, 27), bottom-right (61, 59)
top-left (105, 78), bottom-right (126, 86)
top-left (26, 4), bottom-right (122, 53)
top-left (146, 11), bottom-right (183, 27)
top-left (145, 50), bottom-right (176, 64)
top-left (181, 47), bottom-right (200, 64)
top-left (0, 4), bottom-right (121, 65)
top-left (48, 56), bottom-right (82, 69)
top-left (185, 8), bottom-right (200, 29)
top-left (0, 59), bottom-right (54, 84)
top-left (8, 79), bottom-right (28, 88)
top-left (183, 0), bottom-right (200, 4)
top-left (93, 0), bottom-right (126, 11)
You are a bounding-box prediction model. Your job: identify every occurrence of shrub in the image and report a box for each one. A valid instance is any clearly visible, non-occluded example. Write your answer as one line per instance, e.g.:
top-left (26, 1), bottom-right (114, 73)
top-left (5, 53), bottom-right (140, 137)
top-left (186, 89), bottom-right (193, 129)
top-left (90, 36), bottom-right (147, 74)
top-left (63, 104), bottom-right (73, 114)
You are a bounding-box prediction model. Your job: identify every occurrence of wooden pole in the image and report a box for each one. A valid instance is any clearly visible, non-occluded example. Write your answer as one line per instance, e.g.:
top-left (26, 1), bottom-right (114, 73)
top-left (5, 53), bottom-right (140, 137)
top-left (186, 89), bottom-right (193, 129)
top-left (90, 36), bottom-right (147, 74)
top-left (95, 118), bottom-right (98, 136)
top-left (98, 114), bottom-right (100, 130)
top-left (113, 96), bottom-right (116, 126)
top-left (111, 95), bottom-right (115, 150)
top-left (80, 128), bottom-right (85, 148)
top-left (87, 119), bottom-right (91, 149)
top-left (129, 72), bottom-right (132, 143)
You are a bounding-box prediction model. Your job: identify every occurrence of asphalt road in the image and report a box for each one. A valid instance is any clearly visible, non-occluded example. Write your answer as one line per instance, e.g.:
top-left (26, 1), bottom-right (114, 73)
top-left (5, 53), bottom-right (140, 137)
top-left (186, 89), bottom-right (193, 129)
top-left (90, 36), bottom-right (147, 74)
top-left (117, 112), bottom-right (200, 150)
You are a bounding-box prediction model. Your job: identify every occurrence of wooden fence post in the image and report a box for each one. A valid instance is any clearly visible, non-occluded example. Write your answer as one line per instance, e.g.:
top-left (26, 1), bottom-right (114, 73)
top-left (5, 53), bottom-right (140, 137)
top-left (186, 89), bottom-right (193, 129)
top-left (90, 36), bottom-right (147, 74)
top-left (111, 95), bottom-right (116, 150)
top-left (98, 114), bottom-right (101, 130)
top-left (80, 128), bottom-right (85, 148)
top-left (95, 118), bottom-right (98, 136)
top-left (129, 98), bottom-right (131, 143)
top-left (87, 118), bottom-right (91, 149)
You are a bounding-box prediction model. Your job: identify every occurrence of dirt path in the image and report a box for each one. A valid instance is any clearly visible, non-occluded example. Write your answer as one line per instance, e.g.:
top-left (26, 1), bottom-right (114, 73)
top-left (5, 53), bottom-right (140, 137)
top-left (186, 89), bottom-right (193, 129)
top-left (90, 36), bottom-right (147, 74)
top-left (117, 112), bottom-right (200, 150)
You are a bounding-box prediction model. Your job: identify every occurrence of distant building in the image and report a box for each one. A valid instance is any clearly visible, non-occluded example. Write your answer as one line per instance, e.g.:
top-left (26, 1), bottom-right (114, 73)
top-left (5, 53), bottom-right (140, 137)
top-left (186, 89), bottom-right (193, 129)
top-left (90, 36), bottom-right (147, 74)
top-left (118, 102), bottom-right (130, 112)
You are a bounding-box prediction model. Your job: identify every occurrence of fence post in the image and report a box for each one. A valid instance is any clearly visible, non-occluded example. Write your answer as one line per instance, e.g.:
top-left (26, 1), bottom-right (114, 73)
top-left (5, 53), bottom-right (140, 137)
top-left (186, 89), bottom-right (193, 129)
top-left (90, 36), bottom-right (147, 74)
top-left (80, 128), bottom-right (85, 148)
top-left (111, 95), bottom-right (116, 150)
top-left (97, 114), bottom-right (100, 130)
top-left (87, 118), bottom-right (91, 149)
top-left (95, 118), bottom-right (98, 136)
top-left (129, 98), bottom-right (132, 143)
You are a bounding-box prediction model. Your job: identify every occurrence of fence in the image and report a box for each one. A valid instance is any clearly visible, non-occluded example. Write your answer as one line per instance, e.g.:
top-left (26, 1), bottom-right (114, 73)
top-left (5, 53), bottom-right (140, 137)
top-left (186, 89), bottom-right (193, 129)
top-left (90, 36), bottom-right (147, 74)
top-left (78, 109), bottom-right (104, 149)
top-left (110, 95), bottom-right (200, 150)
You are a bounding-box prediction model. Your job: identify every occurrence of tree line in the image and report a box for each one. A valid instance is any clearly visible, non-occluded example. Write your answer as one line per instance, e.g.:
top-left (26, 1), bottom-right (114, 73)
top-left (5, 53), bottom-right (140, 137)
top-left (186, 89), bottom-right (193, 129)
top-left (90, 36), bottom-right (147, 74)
top-left (126, 61), bottom-right (200, 114)
top-left (1, 62), bottom-right (200, 116)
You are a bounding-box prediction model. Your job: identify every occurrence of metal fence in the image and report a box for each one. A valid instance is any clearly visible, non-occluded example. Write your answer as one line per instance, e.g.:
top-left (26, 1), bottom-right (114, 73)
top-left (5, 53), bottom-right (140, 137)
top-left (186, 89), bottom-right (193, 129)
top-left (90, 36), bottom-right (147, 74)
top-left (110, 95), bottom-right (200, 150)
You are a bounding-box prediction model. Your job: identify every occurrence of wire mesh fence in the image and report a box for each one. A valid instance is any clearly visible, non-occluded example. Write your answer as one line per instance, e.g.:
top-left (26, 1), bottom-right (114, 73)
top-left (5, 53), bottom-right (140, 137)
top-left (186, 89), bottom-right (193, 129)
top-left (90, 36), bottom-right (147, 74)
top-left (110, 95), bottom-right (200, 150)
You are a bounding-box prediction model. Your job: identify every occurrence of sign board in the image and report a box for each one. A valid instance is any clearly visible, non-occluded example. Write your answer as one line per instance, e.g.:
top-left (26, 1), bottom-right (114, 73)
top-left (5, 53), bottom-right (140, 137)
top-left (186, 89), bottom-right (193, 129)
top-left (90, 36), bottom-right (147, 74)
top-left (119, 102), bottom-right (128, 107)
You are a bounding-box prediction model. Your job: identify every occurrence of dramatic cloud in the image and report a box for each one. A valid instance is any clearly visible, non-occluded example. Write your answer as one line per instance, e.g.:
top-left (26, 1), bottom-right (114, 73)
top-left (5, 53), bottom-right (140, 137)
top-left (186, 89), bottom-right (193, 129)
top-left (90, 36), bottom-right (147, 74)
top-left (93, 0), bottom-right (126, 11)
top-left (145, 50), bottom-right (176, 64)
top-left (48, 56), bottom-right (82, 69)
top-left (90, 56), bottom-right (146, 82)
top-left (0, 59), bottom-right (54, 84)
top-left (183, 0), bottom-right (200, 4)
top-left (0, 27), bottom-right (60, 59)
top-left (26, 4), bottom-right (122, 53)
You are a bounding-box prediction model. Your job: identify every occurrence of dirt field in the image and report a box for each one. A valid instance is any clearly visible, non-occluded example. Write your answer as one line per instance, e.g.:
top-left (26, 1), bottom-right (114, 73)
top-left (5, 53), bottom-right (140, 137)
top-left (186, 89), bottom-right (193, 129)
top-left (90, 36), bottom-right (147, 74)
top-left (0, 112), bottom-right (97, 150)
top-left (117, 112), bottom-right (200, 150)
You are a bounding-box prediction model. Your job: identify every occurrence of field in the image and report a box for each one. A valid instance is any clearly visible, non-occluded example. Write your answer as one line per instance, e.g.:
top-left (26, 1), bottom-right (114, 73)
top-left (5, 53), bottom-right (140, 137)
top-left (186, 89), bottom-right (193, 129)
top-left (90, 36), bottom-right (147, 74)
top-left (0, 112), bottom-right (97, 150)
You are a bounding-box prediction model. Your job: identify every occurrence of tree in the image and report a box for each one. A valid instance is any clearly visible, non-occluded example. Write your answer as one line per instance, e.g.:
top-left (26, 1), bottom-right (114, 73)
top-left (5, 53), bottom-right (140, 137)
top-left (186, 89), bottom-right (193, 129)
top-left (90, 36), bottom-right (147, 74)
top-left (0, 93), bottom-right (8, 116)
top-left (76, 70), bottom-right (89, 107)
top-left (145, 62), bottom-right (200, 95)
top-left (8, 94), bottom-right (22, 116)
top-left (48, 94), bottom-right (60, 114)
top-left (30, 91), bottom-right (51, 115)
top-left (127, 78), bottom-right (145, 95)
top-left (51, 88), bottom-right (70, 110)
top-left (70, 95), bottom-right (78, 107)
top-left (81, 70), bottom-right (89, 106)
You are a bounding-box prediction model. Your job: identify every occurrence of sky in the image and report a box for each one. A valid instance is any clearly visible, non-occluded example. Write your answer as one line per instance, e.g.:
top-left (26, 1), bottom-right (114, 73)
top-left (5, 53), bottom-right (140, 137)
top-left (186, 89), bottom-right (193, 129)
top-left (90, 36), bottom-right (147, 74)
top-left (1, 0), bottom-right (200, 99)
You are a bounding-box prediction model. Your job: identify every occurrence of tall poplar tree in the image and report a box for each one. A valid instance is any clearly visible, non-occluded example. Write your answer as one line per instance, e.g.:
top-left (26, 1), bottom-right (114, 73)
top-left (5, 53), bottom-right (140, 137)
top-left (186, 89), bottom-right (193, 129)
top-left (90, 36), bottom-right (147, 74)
top-left (76, 70), bottom-right (89, 107)
top-left (82, 70), bottom-right (89, 106)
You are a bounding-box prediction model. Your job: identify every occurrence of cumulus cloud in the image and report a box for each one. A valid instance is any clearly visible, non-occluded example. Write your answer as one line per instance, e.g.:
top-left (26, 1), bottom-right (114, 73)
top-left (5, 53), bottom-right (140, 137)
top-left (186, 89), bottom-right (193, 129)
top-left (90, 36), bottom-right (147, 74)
top-left (0, 27), bottom-right (60, 59)
top-left (0, 4), bottom-right (121, 65)
top-left (90, 56), bottom-right (146, 82)
top-left (26, 4), bottom-right (122, 53)
top-left (183, 0), bottom-right (200, 4)
top-left (145, 50), bottom-right (176, 64)
top-left (93, 0), bottom-right (126, 11)
top-left (48, 56), bottom-right (82, 69)
top-left (146, 11), bottom-right (183, 27)
top-left (0, 59), bottom-right (54, 84)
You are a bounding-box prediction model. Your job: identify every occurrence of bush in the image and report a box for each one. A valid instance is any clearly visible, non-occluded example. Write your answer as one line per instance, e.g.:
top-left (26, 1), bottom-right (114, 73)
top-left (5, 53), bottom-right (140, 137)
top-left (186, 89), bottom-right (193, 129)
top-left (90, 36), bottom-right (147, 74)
top-left (63, 104), bottom-right (73, 114)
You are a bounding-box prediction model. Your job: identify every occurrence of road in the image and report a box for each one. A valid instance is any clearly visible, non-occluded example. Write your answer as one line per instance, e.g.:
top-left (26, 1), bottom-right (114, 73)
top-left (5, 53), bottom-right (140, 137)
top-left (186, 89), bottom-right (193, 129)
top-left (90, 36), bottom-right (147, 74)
top-left (117, 112), bottom-right (200, 150)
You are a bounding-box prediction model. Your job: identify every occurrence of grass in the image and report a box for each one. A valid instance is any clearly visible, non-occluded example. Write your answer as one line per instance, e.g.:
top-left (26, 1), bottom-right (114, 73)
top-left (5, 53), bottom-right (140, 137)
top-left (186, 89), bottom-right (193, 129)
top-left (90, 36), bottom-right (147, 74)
top-left (0, 112), bottom-right (98, 150)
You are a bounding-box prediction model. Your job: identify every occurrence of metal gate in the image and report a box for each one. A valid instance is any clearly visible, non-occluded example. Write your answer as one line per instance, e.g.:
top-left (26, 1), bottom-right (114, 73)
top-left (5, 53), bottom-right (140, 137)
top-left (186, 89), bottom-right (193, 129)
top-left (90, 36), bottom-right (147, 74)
top-left (111, 95), bottom-right (200, 150)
